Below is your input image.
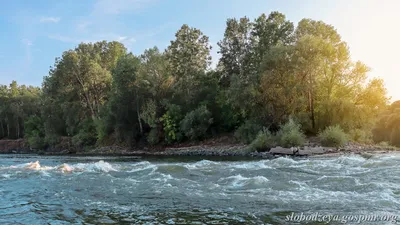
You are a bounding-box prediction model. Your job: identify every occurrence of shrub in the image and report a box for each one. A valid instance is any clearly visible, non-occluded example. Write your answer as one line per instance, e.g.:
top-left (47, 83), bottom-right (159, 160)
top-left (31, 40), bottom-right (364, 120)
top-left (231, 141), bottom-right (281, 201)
top-left (348, 128), bottom-right (372, 144)
top-left (378, 141), bottom-right (391, 147)
top-left (277, 119), bottom-right (306, 147)
top-left (44, 133), bottom-right (60, 146)
top-left (147, 128), bottom-right (159, 146)
top-left (160, 113), bottom-right (179, 144)
top-left (160, 103), bottom-right (184, 144)
top-left (234, 120), bottom-right (262, 144)
top-left (140, 100), bottom-right (158, 128)
top-left (249, 128), bottom-right (276, 152)
top-left (390, 127), bottom-right (400, 147)
top-left (72, 118), bottom-right (97, 147)
top-left (24, 115), bottom-right (46, 149)
top-left (180, 105), bottom-right (213, 140)
top-left (319, 125), bottom-right (348, 147)
top-left (27, 130), bottom-right (45, 149)
top-left (94, 118), bottom-right (107, 143)
top-left (377, 141), bottom-right (397, 150)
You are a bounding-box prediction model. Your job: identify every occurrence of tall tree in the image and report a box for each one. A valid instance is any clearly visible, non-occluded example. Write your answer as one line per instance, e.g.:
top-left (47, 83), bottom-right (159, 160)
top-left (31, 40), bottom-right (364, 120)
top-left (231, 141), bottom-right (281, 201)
top-left (166, 24), bottom-right (212, 105)
top-left (217, 17), bottom-right (252, 86)
top-left (42, 41), bottom-right (126, 145)
top-left (250, 12), bottom-right (294, 77)
top-left (106, 53), bottom-right (143, 144)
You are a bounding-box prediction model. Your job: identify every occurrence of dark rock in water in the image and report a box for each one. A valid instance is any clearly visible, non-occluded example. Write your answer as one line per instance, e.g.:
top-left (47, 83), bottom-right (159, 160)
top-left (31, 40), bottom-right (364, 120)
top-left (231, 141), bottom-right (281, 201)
top-left (360, 152), bottom-right (374, 159)
top-left (261, 152), bottom-right (276, 159)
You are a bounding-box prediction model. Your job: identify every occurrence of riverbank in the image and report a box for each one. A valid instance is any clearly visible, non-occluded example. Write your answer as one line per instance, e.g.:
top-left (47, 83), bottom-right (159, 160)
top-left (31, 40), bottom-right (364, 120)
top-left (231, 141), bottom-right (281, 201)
top-left (0, 137), bottom-right (398, 158)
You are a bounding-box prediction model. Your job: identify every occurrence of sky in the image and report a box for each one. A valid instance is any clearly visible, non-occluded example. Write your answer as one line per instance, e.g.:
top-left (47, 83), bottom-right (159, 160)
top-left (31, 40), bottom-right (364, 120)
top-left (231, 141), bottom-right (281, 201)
top-left (0, 0), bottom-right (400, 100)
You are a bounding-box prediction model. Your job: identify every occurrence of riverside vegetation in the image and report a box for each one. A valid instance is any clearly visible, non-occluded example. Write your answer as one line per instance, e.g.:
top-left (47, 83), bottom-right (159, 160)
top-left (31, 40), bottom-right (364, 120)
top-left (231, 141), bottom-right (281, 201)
top-left (0, 12), bottom-right (397, 154)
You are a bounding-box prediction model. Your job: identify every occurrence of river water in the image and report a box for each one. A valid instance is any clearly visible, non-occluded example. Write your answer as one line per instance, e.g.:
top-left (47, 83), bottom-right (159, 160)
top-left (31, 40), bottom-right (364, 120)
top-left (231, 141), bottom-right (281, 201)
top-left (0, 154), bottom-right (399, 224)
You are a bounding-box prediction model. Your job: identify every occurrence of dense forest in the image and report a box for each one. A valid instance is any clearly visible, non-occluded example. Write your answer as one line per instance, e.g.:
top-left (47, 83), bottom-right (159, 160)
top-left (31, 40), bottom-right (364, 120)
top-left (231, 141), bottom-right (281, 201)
top-left (0, 12), bottom-right (395, 151)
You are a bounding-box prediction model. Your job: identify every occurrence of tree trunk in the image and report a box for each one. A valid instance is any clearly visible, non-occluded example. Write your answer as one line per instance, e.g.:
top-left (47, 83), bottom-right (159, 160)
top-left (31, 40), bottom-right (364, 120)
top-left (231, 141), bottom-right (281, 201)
top-left (136, 90), bottom-right (143, 134)
top-left (21, 118), bottom-right (24, 138)
top-left (16, 119), bottom-right (19, 138)
top-left (74, 73), bottom-right (97, 119)
top-left (0, 120), bottom-right (4, 138)
top-left (7, 123), bottom-right (10, 138)
top-left (309, 89), bottom-right (315, 131)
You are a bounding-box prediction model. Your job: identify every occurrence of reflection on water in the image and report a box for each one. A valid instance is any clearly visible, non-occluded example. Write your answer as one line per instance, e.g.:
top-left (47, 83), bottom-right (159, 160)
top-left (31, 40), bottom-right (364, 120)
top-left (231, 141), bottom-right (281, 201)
top-left (0, 154), bottom-right (400, 224)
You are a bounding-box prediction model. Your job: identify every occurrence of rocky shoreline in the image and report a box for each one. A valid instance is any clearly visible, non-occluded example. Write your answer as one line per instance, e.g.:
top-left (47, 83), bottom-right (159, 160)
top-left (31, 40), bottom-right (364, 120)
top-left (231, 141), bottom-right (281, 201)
top-left (39, 143), bottom-right (400, 159)
top-left (0, 138), bottom-right (398, 158)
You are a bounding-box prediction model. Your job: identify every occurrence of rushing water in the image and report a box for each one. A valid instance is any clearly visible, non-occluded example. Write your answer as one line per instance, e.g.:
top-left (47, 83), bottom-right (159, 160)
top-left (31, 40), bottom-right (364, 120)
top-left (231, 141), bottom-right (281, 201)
top-left (0, 154), bottom-right (400, 225)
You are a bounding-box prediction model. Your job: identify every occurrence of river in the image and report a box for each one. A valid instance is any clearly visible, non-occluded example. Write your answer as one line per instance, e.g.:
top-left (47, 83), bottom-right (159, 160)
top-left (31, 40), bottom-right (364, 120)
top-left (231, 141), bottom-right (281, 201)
top-left (0, 154), bottom-right (399, 224)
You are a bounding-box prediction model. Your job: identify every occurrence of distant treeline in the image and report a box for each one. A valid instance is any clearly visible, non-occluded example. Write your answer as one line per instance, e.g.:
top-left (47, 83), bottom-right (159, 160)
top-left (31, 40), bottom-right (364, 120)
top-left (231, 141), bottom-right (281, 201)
top-left (0, 12), bottom-right (394, 150)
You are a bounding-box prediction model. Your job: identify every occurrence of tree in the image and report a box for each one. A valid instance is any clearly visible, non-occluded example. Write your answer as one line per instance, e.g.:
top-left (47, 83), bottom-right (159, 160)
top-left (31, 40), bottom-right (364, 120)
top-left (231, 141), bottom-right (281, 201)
top-left (0, 13), bottom-right (391, 151)
top-left (138, 47), bottom-right (174, 144)
top-left (42, 41), bottom-right (126, 146)
top-left (217, 17), bottom-right (252, 86)
top-left (166, 24), bottom-right (212, 105)
top-left (258, 45), bottom-right (304, 126)
top-left (105, 53), bottom-right (143, 144)
top-left (218, 12), bottom-right (295, 123)
top-left (250, 12), bottom-right (294, 77)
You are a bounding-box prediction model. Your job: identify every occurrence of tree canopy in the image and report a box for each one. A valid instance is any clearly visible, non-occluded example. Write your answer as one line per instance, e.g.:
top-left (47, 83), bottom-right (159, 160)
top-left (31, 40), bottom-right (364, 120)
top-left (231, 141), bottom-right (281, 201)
top-left (0, 12), bottom-right (392, 150)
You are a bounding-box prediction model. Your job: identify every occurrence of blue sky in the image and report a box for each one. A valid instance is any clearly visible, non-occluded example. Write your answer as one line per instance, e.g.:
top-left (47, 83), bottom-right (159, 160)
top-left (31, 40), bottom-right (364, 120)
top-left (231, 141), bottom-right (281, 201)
top-left (1, 0), bottom-right (400, 100)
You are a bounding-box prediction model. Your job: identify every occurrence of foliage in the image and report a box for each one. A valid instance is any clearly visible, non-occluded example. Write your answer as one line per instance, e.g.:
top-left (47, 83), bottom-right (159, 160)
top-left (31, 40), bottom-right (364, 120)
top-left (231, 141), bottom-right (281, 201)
top-left (277, 119), bottom-right (306, 147)
top-left (0, 12), bottom-right (391, 153)
top-left (180, 105), bottom-right (213, 140)
top-left (27, 131), bottom-right (45, 150)
top-left (140, 100), bottom-right (158, 128)
top-left (390, 127), bottom-right (400, 147)
top-left (24, 115), bottom-right (45, 149)
top-left (147, 128), bottom-right (159, 146)
top-left (72, 118), bottom-right (97, 147)
top-left (376, 141), bottom-right (398, 150)
top-left (234, 120), bottom-right (262, 144)
top-left (0, 82), bottom-right (41, 140)
top-left (348, 128), bottom-right (372, 144)
top-left (372, 101), bottom-right (400, 146)
top-left (160, 113), bottom-right (179, 144)
top-left (318, 125), bottom-right (348, 147)
top-left (93, 118), bottom-right (107, 144)
top-left (106, 53), bottom-right (142, 145)
top-left (249, 128), bottom-right (276, 152)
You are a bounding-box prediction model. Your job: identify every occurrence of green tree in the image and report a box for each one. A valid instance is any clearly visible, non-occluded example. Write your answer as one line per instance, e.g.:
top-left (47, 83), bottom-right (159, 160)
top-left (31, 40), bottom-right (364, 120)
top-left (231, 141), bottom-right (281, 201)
top-left (105, 53), bottom-right (143, 145)
top-left (217, 17), bottom-right (252, 86)
top-left (166, 24), bottom-right (212, 106)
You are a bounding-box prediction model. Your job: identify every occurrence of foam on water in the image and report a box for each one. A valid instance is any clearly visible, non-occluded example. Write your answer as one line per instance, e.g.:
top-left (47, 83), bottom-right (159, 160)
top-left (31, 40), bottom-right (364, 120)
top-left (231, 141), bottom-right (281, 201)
top-left (1, 154), bottom-right (400, 224)
top-left (73, 160), bottom-right (118, 172)
top-left (1, 174), bottom-right (10, 179)
top-left (184, 159), bottom-right (220, 169)
top-left (127, 161), bottom-right (157, 173)
top-left (218, 174), bottom-right (270, 189)
top-left (231, 160), bottom-right (273, 170)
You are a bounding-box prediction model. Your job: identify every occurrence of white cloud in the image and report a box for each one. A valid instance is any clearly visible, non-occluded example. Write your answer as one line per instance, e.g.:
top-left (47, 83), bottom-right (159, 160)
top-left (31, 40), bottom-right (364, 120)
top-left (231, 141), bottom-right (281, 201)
top-left (117, 36), bottom-right (136, 50)
top-left (92, 0), bottom-right (155, 15)
top-left (48, 34), bottom-right (136, 48)
top-left (21, 39), bottom-right (32, 46)
top-left (40, 16), bottom-right (61, 23)
top-left (117, 36), bottom-right (136, 43)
